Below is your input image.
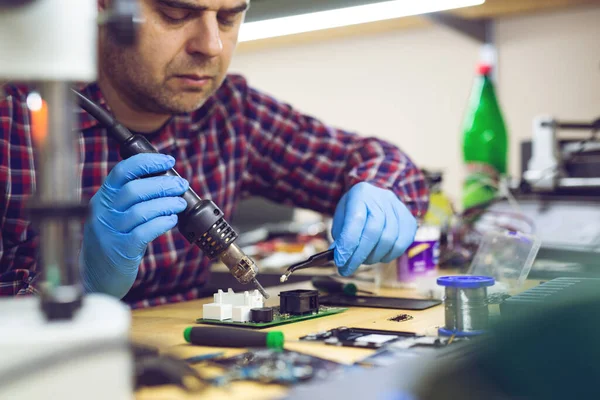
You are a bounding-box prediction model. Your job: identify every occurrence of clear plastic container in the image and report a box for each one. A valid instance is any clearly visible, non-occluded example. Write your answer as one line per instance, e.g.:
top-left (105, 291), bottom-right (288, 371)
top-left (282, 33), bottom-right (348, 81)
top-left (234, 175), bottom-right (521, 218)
top-left (468, 229), bottom-right (541, 294)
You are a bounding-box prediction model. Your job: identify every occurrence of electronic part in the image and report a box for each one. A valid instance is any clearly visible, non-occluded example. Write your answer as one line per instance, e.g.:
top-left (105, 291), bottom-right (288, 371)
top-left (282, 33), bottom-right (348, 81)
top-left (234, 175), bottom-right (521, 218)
top-left (251, 307), bottom-right (274, 323)
top-left (300, 327), bottom-right (417, 349)
top-left (213, 288), bottom-right (263, 308)
top-left (208, 349), bottom-right (343, 385)
top-left (388, 314), bottom-right (414, 322)
top-left (279, 289), bottom-right (319, 315)
top-left (232, 306), bottom-right (252, 323)
top-left (356, 335), bottom-right (471, 367)
top-left (202, 288), bottom-right (264, 322)
top-left (203, 303), bottom-right (232, 321)
top-left (197, 306), bottom-right (347, 329)
top-left (319, 294), bottom-right (441, 310)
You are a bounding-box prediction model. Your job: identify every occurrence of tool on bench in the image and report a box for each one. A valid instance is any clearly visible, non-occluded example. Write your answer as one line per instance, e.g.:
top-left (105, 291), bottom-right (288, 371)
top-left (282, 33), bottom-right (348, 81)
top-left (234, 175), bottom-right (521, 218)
top-left (437, 276), bottom-right (495, 337)
top-left (311, 276), bottom-right (375, 296)
top-left (73, 91), bottom-right (269, 299)
top-left (280, 249), bottom-right (335, 283)
top-left (184, 326), bottom-right (284, 349)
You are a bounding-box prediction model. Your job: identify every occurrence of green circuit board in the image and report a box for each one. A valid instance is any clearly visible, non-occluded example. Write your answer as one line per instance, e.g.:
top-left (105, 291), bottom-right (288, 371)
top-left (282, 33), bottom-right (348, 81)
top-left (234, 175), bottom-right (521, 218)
top-left (197, 306), bottom-right (347, 329)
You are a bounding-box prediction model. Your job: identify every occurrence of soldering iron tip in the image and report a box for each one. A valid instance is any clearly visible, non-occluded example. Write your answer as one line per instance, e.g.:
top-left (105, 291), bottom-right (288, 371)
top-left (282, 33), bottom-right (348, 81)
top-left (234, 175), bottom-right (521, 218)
top-left (252, 278), bottom-right (270, 299)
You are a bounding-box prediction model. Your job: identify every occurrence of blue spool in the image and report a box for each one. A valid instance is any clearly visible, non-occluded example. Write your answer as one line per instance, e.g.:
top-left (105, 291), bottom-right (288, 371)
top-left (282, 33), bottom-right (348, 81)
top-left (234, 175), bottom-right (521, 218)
top-left (437, 276), bottom-right (495, 289)
top-left (437, 275), bottom-right (495, 337)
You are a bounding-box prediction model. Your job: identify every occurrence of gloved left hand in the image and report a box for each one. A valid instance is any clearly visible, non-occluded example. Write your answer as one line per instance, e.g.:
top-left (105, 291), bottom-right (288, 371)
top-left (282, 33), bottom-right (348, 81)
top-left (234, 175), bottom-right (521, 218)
top-left (331, 182), bottom-right (418, 276)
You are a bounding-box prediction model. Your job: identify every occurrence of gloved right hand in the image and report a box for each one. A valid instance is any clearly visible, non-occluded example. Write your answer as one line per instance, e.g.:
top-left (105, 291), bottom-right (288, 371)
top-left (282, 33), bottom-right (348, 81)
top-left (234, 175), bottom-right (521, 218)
top-left (80, 153), bottom-right (189, 299)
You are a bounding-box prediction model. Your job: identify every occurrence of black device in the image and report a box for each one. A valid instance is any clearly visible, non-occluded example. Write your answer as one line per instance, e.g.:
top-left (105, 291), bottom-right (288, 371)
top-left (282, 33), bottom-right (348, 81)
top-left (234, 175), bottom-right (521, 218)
top-left (319, 294), bottom-right (441, 310)
top-left (251, 307), bottom-right (274, 323)
top-left (279, 290), bottom-right (320, 315)
top-left (73, 90), bottom-right (268, 298)
top-left (311, 276), bottom-right (374, 296)
top-left (300, 327), bottom-right (416, 349)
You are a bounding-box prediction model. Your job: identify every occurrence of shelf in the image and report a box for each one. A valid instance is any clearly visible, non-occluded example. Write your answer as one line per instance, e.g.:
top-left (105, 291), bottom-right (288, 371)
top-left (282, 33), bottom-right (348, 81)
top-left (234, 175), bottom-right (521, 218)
top-left (237, 0), bottom-right (600, 53)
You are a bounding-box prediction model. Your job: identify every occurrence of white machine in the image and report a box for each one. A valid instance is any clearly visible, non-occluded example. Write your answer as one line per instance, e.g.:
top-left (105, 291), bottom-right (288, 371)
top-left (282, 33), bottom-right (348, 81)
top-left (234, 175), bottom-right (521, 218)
top-left (523, 116), bottom-right (600, 191)
top-left (0, 1), bottom-right (139, 398)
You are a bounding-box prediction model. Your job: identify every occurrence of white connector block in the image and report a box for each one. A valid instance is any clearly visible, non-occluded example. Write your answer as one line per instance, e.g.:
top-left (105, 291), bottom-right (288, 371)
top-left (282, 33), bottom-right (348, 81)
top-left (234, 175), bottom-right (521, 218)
top-left (203, 288), bottom-right (263, 321)
top-left (202, 303), bottom-right (232, 321)
top-left (213, 288), bottom-right (263, 308)
top-left (232, 306), bottom-right (252, 323)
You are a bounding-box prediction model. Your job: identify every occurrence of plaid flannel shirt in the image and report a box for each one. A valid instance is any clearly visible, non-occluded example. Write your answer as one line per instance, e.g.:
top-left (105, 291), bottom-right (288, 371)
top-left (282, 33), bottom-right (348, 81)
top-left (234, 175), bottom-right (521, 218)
top-left (0, 74), bottom-right (428, 308)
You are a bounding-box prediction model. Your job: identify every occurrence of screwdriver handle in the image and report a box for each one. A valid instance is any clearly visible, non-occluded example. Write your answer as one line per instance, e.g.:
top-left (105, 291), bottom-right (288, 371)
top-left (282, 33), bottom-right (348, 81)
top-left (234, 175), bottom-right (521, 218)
top-left (184, 326), bottom-right (284, 349)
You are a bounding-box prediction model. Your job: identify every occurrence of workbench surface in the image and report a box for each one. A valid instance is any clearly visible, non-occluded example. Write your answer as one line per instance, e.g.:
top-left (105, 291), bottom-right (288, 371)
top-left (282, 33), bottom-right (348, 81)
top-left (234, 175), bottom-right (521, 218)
top-left (132, 280), bottom-right (446, 400)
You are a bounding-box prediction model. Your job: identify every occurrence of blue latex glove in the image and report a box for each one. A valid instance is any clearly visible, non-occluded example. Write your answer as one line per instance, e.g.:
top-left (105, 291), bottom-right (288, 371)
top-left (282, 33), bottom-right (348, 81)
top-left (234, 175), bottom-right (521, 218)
top-left (331, 182), bottom-right (418, 276)
top-left (80, 153), bottom-right (189, 298)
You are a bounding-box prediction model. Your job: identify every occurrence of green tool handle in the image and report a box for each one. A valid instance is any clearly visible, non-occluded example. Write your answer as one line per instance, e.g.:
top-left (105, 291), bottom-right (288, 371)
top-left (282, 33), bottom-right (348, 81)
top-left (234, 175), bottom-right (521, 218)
top-left (312, 276), bottom-right (358, 296)
top-left (184, 326), bottom-right (284, 349)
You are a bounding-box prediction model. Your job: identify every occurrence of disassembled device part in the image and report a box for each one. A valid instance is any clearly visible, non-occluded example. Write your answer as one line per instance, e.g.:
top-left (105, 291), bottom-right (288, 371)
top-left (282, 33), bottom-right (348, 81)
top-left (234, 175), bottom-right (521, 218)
top-left (356, 335), bottom-right (470, 368)
top-left (197, 306), bottom-right (347, 329)
top-left (280, 249), bottom-right (335, 283)
top-left (279, 290), bottom-right (320, 316)
top-left (388, 314), bottom-right (414, 322)
top-left (251, 307), bottom-right (274, 323)
top-left (208, 349), bottom-right (342, 385)
top-left (319, 294), bottom-right (441, 310)
top-left (202, 289), bottom-right (264, 322)
top-left (300, 327), bottom-right (416, 349)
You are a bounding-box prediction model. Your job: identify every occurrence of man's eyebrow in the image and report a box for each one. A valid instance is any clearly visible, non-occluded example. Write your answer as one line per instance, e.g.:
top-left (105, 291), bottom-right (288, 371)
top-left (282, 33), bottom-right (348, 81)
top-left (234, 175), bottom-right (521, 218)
top-left (156, 0), bottom-right (249, 13)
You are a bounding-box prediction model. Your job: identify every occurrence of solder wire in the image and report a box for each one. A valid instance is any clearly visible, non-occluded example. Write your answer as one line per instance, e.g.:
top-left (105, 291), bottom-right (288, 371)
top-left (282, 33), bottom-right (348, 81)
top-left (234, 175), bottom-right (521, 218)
top-left (442, 286), bottom-right (490, 333)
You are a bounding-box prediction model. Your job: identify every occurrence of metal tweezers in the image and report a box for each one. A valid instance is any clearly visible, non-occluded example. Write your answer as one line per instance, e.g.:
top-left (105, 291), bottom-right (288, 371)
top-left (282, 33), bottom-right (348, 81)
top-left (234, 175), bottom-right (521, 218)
top-left (279, 249), bottom-right (335, 283)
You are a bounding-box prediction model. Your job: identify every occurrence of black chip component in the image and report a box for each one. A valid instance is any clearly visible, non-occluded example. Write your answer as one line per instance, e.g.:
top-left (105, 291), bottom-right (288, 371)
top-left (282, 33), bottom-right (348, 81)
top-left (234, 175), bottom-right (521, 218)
top-left (279, 290), bottom-right (319, 315)
top-left (251, 307), bottom-right (274, 323)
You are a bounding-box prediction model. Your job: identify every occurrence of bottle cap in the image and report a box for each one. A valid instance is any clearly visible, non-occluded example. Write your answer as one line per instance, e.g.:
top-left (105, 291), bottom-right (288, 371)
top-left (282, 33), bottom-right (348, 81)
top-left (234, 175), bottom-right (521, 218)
top-left (478, 64), bottom-right (492, 76)
top-left (266, 331), bottom-right (284, 350)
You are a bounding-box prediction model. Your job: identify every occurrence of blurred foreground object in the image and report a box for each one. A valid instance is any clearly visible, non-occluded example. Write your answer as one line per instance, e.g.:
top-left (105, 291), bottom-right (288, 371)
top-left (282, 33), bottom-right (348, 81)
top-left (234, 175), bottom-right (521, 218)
top-left (415, 281), bottom-right (600, 400)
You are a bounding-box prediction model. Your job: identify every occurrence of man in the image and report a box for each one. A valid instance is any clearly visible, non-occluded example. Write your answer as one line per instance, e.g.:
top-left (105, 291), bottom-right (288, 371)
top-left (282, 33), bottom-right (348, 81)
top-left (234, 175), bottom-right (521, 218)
top-left (0, 0), bottom-right (428, 308)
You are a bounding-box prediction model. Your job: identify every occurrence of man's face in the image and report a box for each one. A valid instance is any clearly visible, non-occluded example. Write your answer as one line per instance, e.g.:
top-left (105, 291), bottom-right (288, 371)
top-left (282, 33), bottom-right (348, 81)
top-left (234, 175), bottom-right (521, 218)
top-left (99, 0), bottom-right (248, 114)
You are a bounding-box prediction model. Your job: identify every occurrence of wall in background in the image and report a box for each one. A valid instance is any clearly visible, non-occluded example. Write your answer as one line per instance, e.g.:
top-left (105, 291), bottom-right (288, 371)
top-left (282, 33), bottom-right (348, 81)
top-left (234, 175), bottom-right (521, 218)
top-left (229, 5), bottom-right (600, 208)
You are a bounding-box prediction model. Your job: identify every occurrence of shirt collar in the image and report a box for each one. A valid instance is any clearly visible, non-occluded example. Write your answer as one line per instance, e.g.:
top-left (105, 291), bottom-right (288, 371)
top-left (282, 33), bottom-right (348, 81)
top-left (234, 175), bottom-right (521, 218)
top-left (74, 81), bottom-right (218, 137)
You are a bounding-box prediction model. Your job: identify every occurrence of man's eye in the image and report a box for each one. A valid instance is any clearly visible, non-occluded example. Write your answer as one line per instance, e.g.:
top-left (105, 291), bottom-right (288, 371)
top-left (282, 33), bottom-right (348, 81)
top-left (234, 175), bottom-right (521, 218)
top-left (218, 13), bottom-right (238, 27)
top-left (162, 10), bottom-right (192, 23)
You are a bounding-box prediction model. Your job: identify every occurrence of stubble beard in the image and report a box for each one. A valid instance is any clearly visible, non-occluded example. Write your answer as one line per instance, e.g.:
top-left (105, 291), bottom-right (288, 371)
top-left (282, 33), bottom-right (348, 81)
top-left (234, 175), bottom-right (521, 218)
top-left (99, 39), bottom-right (220, 115)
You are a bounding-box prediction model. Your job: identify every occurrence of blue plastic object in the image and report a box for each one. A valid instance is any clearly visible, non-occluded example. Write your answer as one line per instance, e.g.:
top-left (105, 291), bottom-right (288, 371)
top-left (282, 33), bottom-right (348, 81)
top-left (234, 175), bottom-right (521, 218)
top-left (437, 275), bottom-right (495, 289)
top-left (80, 153), bottom-right (189, 298)
top-left (331, 182), bottom-right (418, 276)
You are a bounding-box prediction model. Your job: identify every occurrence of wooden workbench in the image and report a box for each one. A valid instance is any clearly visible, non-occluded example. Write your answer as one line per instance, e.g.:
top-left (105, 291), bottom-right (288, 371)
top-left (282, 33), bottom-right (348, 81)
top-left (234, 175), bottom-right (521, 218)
top-left (132, 279), bottom-right (446, 400)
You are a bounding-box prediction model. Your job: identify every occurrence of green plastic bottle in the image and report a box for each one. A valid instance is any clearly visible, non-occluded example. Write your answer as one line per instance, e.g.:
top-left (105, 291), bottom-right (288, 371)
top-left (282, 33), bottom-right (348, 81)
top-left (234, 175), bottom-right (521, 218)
top-left (461, 64), bottom-right (508, 210)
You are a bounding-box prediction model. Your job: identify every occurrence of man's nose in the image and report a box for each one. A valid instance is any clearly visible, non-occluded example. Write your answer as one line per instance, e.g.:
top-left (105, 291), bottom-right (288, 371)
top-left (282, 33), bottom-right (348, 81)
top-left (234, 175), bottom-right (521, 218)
top-left (186, 14), bottom-right (223, 58)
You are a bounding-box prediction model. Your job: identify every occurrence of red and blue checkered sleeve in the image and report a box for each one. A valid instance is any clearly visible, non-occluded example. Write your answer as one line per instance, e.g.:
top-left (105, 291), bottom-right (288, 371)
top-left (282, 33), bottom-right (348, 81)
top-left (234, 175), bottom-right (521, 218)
top-left (0, 86), bottom-right (40, 296)
top-left (235, 76), bottom-right (429, 219)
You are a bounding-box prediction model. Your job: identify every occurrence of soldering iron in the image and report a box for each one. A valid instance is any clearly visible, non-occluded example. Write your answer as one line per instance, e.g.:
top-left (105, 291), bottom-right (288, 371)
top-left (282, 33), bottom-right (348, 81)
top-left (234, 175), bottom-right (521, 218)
top-left (73, 90), bottom-right (269, 299)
